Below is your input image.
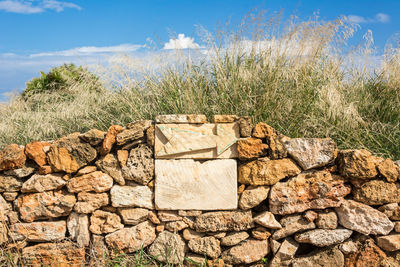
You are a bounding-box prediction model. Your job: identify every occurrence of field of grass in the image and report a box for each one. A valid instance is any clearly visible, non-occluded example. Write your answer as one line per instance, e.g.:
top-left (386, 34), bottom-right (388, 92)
top-left (0, 10), bottom-right (399, 159)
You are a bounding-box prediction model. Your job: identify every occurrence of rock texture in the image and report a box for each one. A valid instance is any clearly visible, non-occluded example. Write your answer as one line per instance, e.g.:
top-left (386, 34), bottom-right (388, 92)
top-left (122, 144), bottom-right (154, 185)
top-left (352, 179), bottom-right (400, 205)
top-left (238, 185), bottom-right (270, 210)
top-left (74, 192), bottom-right (109, 213)
top-left (25, 141), bottom-right (51, 166)
top-left (295, 229), bottom-right (353, 247)
top-left (89, 210), bottom-right (124, 234)
top-left (269, 171), bottom-right (351, 215)
top-left (238, 158), bottom-right (301, 185)
top-left (0, 144), bottom-right (26, 171)
top-left (194, 211), bottom-right (253, 232)
top-left (292, 247), bottom-right (344, 267)
top-left (67, 171), bottom-right (113, 193)
top-left (155, 159), bottom-right (237, 210)
top-left (337, 149), bottom-right (378, 179)
top-left (110, 185), bottom-right (153, 209)
top-left (237, 138), bottom-right (268, 160)
top-left (67, 212), bottom-right (90, 247)
top-left (9, 221), bottom-right (66, 242)
top-left (222, 239), bottom-right (269, 265)
top-left (148, 230), bottom-right (186, 264)
top-left (188, 236), bottom-right (221, 259)
top-left (21, 173), bottom-right (66, 193)
top-left (335, 200), bottom-right (394, 235)
top-left (284, 138), bottom-right (336, 170)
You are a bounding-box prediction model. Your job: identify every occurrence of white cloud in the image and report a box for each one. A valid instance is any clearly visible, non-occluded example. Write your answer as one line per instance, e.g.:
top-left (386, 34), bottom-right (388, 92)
top-left (163, 34), bottom-right (201, 50)
top-left (29, 44), bottom-right (144, 57)
top-left (345, 13), bottom-right (390, 24)
top-left (0, 0), bottom-right (81, 14)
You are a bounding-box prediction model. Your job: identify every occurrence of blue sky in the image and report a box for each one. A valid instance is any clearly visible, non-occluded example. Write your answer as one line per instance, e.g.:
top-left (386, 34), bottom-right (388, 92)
top-left (0, 0), bottom-right (399, 100)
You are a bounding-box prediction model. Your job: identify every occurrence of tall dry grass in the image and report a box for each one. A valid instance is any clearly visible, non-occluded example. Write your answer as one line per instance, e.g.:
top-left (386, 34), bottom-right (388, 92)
top-left (0, 10), bottom-right (399, 158)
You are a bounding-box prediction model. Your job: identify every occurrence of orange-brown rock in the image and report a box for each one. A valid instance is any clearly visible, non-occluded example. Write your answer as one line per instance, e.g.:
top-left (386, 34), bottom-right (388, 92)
top-left (194, 211), bottom-right (253, 232)
top-left (67, 171), bottom-right (113, 193)
top-left (238, 116), bottom-right (252, 137)
top-left (146, 124), bottom-right (155, 146)
top-left (188, 236), bottom-right (221, 259)
top-left (89, 210), bottom-right (124, 234)
top-left (0, 174), bottom-right (23, 192)
top-left (337, 149), bottom-right (378, 179)
top-left (25, 141), bottom-right (51, 166)
top-left (117, 150), bottom-right (129, 167)
top-left (47, 133), bottom-right (97, 173)
top-left (39, 165), bottom-right (52, 174)
top-left (222, 239), bottom-right (270, 265)
top-left (377, 158), bottom-right (399, 182)
top-left (213, 115), bottom-right (239, 123)
top-left (353, 180), bottom-right (400, 205)
top-left (96, 153), bottom-right (125, 185)
top-left (22, 242), bottom-right (85, 267)
top-left (89, 235), bottom-right (108, 266)
top-left (9, 221), bottom-right (66, 242)
top-left (238, 158), bottom-right (301, 185)
top-left (21, 173), bottom-right (66, 193)
top-left (74, 192), bottom-right (109, 214)
top-left (237, 138), bottom-right (268, 160)
top-left (0, 144), bottom-right (26, 171)
top-left (269, 171), bottom-right (351, 215)
top-left (345, 239), bottom-right (390, 267)
top-left (15, 190), bottom-right (76, 222)
top-left (100, 125), bottom-right (123, 155)
top-left (252, 122), bottom-right (287, 159)
top-left (79, 128), bottom-right (106, 146)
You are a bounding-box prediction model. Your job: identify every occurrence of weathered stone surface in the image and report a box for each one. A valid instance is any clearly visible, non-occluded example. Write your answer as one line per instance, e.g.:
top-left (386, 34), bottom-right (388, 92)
top-left (76, 165), bottom-right (97, 176)
top-left (157, 211), bottom-right (182, 222)
top-left (9, 221), bottom-right (66, 242)
top-left (96, 153), bottom-right (125, 185)
top-left (165, 220), bottom-right (188, 232)
top-left (0, 195), bottom-right (10, 220)
top-left (269, 171), bottom-right (351, 215)
top-left (183, 229), bottom-right (205, 241)
top-left (38, 165), bottom-right (52, 174)
top-left (316, 210), bottom-right (338, 229)
top-left (89, 210), bottom-right (124, 234)
top-left (339, 240), bottom-right (358, 254)
top-left (67, 171), bottom-right (113, 193)
top-left (185, 253), bottom-right (207, 266)
top-left (254, 211), bottom-right (282, 229)
top-left (207, 231), bottom-right (226, 239)
top-left (100, 125), bottom-right (123, 155)
top-left (194, 211), bottom-right (253, 232)
top-left (378, 203), bottom-right (400, 220)
top-left (116, 150), bottom-right (129, 168)
top-left (178, 210), bottom-right (202, 217)
top-left (22, 242), bottom-right (86, 266)
top-left (110, 185), bottom-right (153, 209)
top-left (47, 133), bottom-right (97, 173)
top-left (377, 158), bottom-right (399, 182)
top-left (74, 192), bottom-right (108, 213)
top-left (222, 239), bottom-right (269, 265)
top-left (239, 185), bottom-right (269, 210)
top-left (3, 192), bottom-right (18, 201)
top-left (251, 227), bottom-right (271, 240)
top-left (335, 200), bottom-right (394, 235)
top-left (25, 141), bottom-right (51, 166)
top-left (155, 159), bottom-right (237, 210)
top-left (155, 123), bottom-right (239, 159)
top-left (89, 235), bottom-right (108, 266)
top-left (272, 214), bottom-right (316, 240)
top-left (220, 231), bottom-right (249, 246)
top-left (238, 116), bottom-right (252, 137)
top-left (148, 230), bottom-right (186, 264)
top-left (67, 212), bottom-right (90, 247)
top-left (269, 238), bottom-right (299, 266)
top-left (353, 180), bottom-right (400, 205)
top-left (79, 128), bottom-right (106, 146)
top-left (252, 122), bottom-right (288, 159)
top-left (0, 144), bottom-right (26, 171)
top-left (0, 222), bottom-right (7, 245)
top-left (156, 114), bottom-right (207, 124)
top-left (188, 236), bottom-right (221, 259)
top-left (292, 247), bottom-right (344, 267)
top-left (376, 234), bottom-right (400, 252)
top-left (116, 128), bottom-right (144, 146)
top-left (295, 229), bottom-right (352, 247)
top-left (4, 165), bottom-right (35, 178)
top-left (0, 174), bottom-right (22, 192)
top-left (105, 221), bottom-right (156, 253)
top-left (121, 144), bottom-right (154, 185)
top-left (213, 115), bottom-right (239, 123)
top-left (21, 173), bottom-right (66, 193)
top-left (284, 138), bottom-right (336, 170)
top-left (15, 190), bottom-right (76, 222)
top-left (337, 149), bottom-right (378, 179)
top-left (118, 208), bottom-right (149, 225)
top-left (344, 239), bottom-right (390, 267)
top-left (237, 138), bottom-right (268, 160)
top-left (395, 222), bottom-right (400, 232)
top-left (238, 158), bottom-right (301, 185)
top-left (303, 210), bottom-right (318, 222)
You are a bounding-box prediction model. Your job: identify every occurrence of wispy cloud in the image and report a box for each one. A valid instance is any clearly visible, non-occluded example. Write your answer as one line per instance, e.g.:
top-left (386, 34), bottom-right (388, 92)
top-left (29, 44), bottom-right (144, 57)
top-left (163, 34), bottom-right (201, 50)
top-left (0, 0), bottom-right (81, 14)
top-left (345, 13), bottom-right (390, 24)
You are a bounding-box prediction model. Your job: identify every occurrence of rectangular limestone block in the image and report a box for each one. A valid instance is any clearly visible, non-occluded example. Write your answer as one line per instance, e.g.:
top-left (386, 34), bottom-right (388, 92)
top-left (155, 123), bottom-right (239, 159)
top-left (155, 114), bottom-right (207, 124)
top-left (155, 159), bottom-right (238, 210)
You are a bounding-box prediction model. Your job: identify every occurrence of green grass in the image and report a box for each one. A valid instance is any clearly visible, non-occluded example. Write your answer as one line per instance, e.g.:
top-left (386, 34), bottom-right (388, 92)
top-left (0, 10), bottom-right (399, 159)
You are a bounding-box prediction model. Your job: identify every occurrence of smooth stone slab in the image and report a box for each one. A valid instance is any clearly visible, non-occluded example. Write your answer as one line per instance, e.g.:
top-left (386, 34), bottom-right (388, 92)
top-left (155, 114), bottom-right (207, 124)
top-left (155, 159), bottom-right (237, 210)
top-left (155, 123), bottom-right (239, 159)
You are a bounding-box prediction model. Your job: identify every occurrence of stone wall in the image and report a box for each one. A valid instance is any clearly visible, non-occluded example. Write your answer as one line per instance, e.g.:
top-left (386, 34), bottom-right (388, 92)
top-left (1, 114), bottom-right (400, 266)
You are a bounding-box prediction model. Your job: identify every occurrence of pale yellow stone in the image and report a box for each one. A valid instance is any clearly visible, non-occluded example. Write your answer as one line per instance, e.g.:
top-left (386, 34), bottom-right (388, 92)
top-left (155, 159), bottom-right (237, 210)
top-left (155, 123), bottom-right (239, 159)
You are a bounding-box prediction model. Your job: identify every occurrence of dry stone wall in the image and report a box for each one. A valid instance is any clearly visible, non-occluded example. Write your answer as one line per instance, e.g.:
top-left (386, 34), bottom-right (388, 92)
top-left (1, 114), bottom-right (400, 266)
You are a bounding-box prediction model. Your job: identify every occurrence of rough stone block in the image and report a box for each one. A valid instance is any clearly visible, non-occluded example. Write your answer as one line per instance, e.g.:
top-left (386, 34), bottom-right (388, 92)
top-left (155, 123), bottom-right (239, 159)
top-left (155, 159), bottom-right (237, 210)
